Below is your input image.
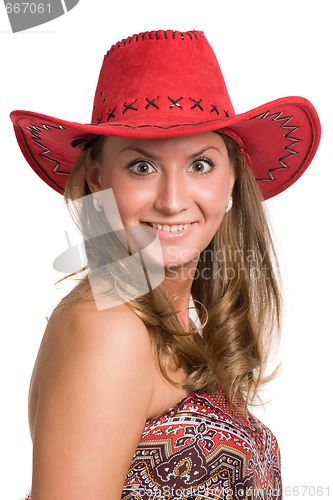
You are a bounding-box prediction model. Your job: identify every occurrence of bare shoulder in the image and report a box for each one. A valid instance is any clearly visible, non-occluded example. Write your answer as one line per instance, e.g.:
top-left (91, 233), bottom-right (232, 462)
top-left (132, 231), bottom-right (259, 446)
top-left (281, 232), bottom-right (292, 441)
top-left (47, 294), bottom-right (152, 357)
top-left (31, 294), bottom-right (154, 398)
top-left (29, 291), bottom-right (155, 499)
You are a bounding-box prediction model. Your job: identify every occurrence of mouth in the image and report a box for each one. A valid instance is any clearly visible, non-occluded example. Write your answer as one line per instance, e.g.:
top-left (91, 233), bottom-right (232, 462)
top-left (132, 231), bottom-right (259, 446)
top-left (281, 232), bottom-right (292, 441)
top-left (142, 221), bottom-right (194, 233)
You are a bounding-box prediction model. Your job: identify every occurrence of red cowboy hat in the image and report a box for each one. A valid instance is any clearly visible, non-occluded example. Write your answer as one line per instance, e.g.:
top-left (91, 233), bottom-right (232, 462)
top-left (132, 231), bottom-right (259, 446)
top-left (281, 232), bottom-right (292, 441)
top-left (10, 30), bottom-right (320, 200)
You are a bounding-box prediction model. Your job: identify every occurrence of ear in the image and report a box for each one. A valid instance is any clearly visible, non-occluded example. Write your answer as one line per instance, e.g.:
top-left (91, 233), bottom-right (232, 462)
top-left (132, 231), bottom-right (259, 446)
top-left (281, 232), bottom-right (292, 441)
top-left (228, 168), bottom-right (236, 199)
top-left (84, 160), bottom-right (102, 194)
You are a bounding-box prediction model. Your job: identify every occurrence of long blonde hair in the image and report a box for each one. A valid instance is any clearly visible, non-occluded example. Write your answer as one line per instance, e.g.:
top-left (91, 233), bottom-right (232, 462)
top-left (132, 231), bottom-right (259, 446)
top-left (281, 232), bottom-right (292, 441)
top-left (56, 133), bottom-right (281, 412)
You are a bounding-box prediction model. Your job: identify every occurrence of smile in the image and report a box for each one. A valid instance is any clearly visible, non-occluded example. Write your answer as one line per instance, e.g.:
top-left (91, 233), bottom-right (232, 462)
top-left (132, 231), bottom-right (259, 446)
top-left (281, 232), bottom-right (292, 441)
top-left (146, 222), bottom-right (193, 232)
top-left (141, 221), bottom-right (198, 240)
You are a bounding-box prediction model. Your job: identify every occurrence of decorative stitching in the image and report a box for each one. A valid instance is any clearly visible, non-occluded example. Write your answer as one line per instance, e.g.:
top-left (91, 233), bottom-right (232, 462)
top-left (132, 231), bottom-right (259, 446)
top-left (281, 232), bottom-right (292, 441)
top-left (89, 116), bottom-right (228, 130)
top-left (168, 97), bottom-right (183, 109)
top-left (107, 107), bottom-right (116, 121)
top-left (224, 110), bottom-right (229, 117)
top-left (145, 97), bottom-right (159, 110)
top-left (248, 111), bottom-right (300, 181)
top-left (122, 99), bottom-right (138, 114)
top-left (210, 104), bottom-right (219, 115)
top-left (102, 97), bottom-right (107, 103)
top-left (109, 31), bottom-right (204, 52)
top-left (27, 124), bottom-right (69, 176)
top-left (189, 98), bottom-right (203, 111)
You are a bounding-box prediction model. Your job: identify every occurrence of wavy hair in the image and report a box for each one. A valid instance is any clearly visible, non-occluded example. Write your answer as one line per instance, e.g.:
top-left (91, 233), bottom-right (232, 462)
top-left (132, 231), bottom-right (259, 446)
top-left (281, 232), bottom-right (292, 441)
top-left (55, 133), bottom-right (281, 413)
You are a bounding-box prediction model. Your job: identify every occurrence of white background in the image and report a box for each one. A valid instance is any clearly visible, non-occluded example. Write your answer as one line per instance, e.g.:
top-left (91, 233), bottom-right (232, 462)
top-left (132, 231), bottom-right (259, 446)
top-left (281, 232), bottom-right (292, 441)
top-left (1, 1), bottom-right (332, 498)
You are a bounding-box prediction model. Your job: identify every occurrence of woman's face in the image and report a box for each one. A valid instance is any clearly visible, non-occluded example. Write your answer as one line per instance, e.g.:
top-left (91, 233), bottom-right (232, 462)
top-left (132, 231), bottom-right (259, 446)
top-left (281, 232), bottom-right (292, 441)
top-left (86, 132), bottom-right (235, 271)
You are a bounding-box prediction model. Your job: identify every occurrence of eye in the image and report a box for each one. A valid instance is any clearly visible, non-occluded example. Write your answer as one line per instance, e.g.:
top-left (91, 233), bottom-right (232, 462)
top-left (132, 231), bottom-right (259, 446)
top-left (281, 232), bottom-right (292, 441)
top-left (128, 161), bottom-right (156, 176)
top-left (189, 158), bottom-right (215, 175)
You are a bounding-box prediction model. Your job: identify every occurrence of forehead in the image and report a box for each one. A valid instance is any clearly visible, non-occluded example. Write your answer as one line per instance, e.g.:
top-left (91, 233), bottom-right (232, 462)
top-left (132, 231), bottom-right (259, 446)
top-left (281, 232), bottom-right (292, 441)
top-left (102, 131), bottom-right (227, 159)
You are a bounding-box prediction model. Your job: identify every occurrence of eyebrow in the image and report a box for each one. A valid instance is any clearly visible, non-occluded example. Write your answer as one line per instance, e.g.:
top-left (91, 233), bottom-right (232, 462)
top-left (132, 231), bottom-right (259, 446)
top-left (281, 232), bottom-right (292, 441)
top-left (119, 146), bottom-right (222, 160)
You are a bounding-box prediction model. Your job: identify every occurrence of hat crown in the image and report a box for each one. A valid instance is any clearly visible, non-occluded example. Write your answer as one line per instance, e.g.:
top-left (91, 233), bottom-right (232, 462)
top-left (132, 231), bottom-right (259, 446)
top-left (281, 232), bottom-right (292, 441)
top-left (91, 30), bottom-right (235, 129)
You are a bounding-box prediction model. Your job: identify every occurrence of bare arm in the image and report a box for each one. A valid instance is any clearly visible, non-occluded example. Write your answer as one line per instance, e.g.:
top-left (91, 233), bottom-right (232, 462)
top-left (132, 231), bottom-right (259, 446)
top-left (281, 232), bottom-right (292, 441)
top-left (30, 301), bottom-right (154, 499)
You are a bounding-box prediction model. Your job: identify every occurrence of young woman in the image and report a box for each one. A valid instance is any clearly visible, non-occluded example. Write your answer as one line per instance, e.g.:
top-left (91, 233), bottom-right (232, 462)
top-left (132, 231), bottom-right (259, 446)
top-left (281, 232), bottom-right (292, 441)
top-left (11, 30), bottom-right (320, 499)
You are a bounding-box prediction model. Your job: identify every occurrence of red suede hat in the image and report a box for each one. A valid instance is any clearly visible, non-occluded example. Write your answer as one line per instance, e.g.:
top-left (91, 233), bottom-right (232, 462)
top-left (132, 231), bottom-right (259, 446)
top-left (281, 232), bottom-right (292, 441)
top-left (10, 29), bottom-right (320, 200)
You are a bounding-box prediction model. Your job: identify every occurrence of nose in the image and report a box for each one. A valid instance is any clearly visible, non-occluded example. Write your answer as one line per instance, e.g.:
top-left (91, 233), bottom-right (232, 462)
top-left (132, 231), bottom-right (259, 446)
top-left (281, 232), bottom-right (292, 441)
top-left (153, 169), bottom-right (189, 215)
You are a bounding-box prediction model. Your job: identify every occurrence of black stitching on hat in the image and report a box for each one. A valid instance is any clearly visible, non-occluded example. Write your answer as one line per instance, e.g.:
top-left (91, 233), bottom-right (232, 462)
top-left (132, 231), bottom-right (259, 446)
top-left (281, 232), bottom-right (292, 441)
top-left (97, 117), bottom-right (102, 124)
top-left (168, 97), bottom-right (183, 109)
top-left (122, 99), bottom-right (138, 114)
top-left (100, 91), bottom-right (103, 97)
top-left (224, 110), bottom-right (229, 117)
top-left (26, 123), bottom-right (69, 176)
top-left (103, 97), bottom-right (107, 103)
top-left (145, 97), bottom-right (159, 110)
top-left (210, 104), bottom-right (219, 115)
top-left (107, 107), bottom-right (116, 121)
top-left (248, 110), bottom-right (300, 182)
top-left (109, 30), bottom-right (204, 51)
top-left (189, 98), bottom-right (203, 111)
top-left (91, 116), bottom-right (226, 130)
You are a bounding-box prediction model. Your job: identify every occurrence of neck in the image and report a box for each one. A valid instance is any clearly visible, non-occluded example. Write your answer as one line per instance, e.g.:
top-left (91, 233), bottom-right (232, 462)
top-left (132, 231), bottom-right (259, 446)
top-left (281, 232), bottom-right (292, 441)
top-left (161, 260), bottom-right (198, 331)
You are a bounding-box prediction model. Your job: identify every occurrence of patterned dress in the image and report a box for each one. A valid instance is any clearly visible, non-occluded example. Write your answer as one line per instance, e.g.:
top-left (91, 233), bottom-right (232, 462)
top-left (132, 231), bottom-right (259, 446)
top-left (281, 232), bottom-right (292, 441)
top-left (24, 391), bottom-right (282, 499)
top-left (121, 390), bottom-right (282, 499)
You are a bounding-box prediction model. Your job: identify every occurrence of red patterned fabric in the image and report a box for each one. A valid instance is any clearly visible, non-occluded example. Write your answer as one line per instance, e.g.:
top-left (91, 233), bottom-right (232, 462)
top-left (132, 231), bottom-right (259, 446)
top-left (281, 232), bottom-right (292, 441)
top-left (121, 390), bottom-right (282, 499)
top-left (23, 391), bottom-right (282, 499)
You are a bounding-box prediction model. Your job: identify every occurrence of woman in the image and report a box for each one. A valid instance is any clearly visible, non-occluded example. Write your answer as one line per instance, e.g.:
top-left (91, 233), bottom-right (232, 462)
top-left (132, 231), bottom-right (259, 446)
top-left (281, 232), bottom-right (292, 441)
top-left (11, 30), bottom-right (320, 499)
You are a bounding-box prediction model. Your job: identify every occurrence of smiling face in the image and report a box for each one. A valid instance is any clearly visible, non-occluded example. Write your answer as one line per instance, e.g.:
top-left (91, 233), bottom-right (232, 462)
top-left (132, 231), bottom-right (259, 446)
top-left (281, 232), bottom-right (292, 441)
top-left (84, 132), bottom-right (235, 272)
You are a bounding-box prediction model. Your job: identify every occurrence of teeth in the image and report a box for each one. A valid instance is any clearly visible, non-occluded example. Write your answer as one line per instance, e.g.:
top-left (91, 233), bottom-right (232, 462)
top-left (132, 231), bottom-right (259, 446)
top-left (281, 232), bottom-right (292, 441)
top-left (149, 222), bottom-right (192, 232)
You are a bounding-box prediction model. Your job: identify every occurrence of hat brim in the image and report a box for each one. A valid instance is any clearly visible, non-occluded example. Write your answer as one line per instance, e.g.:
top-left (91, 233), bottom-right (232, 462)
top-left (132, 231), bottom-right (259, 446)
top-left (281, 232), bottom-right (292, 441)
top-left (10, 95), bottom-right (320, 200)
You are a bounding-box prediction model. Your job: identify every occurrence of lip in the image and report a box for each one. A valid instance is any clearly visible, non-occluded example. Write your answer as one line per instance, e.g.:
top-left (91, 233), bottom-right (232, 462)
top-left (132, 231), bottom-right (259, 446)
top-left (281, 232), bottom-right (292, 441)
top-left (141, 221), bottom-right (198, 240)
top-left (143, 221), bottom-right (196, 225)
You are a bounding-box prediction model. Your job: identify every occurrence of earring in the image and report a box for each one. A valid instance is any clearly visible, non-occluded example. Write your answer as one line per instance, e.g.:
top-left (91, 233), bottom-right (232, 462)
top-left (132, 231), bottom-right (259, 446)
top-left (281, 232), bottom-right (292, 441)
top-left (93, 197), bottom-right (103, 212)
top-left (225, 197), bottom-right (233, 213)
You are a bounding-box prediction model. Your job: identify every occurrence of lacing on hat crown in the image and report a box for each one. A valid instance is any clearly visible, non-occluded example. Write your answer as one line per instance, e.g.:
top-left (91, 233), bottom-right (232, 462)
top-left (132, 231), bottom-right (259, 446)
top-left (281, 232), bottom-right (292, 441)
top-left (107, 30), bottom-right (204, 54)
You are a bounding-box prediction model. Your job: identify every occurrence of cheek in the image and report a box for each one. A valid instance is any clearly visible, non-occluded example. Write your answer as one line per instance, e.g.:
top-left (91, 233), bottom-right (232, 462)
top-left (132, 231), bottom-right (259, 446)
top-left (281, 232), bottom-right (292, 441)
top-left (199, 177), bottom-right (231, 215)
top-left (102, 180), bottom-right (150, 227)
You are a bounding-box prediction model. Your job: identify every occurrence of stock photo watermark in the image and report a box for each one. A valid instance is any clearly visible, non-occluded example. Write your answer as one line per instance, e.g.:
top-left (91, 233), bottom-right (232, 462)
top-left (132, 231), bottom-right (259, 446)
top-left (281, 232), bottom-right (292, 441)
top-left (53, 189), bottom-right (166, 311)
top-left (53, 188), bottom-right (274, 310)
top-left (123, 484), bottom-right (330, 499)
top-left (3, 0), bottom-right (79, 32)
